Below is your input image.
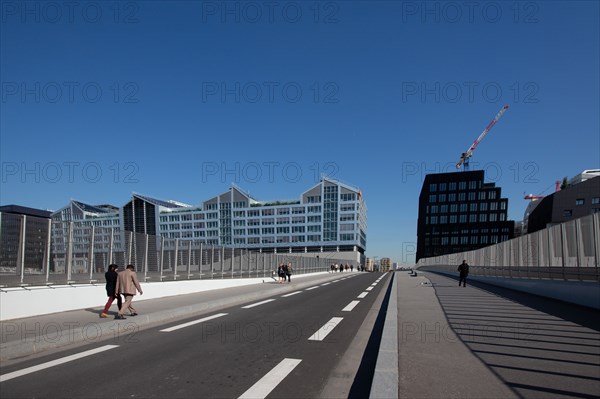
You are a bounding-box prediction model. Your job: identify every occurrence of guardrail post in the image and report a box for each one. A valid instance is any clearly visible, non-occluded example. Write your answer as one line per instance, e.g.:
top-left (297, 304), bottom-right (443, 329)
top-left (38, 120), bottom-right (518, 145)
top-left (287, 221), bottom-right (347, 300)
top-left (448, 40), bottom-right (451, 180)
top-left (17, 215), bottom-right (26, 284)
top-left (45, 218), bottom-right (52, 284)
top-left (159, 236), bottom-right (165, 281)
top-left (211, 244), bottom-right (214, 279)
top-left (174, 238), bottom-right (179, 280)
top-left (88, 225), bottom-right (95, 282)
top-left (144, 234), bottom-right (149, 281)
top-left (66, 221), bottom-right (73, 281)
top-left (187, 240), bottom-right (192, 279)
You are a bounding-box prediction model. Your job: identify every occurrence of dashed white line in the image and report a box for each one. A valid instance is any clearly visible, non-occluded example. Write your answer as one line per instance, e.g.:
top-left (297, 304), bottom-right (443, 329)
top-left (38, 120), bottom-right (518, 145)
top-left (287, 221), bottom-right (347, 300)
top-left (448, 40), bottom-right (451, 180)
top-left (342, 300), bottom-right (360, 312)
top-left (282, 291), bottom-right (302, 298)
top-left (0, 345), bottom-right (119, 382)
top-left (242, 299), bottom-right (276, 309)
top-left (321, 282), bottom-right (331, 286)
top-left (366, 287), bottom-right (374, 291)
top-left (305, 286), bottom-right (319, 291)
top-left (160, 313), bottom-right (228, 332)
top-left (357, 292), bottom-right (368, 299)
top-left (238, 358), bottom-right (302, 399)
top-left (308, 317), bottom-right (344, 341)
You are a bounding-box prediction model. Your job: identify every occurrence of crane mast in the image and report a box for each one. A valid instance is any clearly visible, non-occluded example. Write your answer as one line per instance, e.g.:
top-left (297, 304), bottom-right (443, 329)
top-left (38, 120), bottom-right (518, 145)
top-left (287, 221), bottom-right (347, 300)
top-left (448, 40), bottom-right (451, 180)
top-left (456, 104), bottom-right (509, 170)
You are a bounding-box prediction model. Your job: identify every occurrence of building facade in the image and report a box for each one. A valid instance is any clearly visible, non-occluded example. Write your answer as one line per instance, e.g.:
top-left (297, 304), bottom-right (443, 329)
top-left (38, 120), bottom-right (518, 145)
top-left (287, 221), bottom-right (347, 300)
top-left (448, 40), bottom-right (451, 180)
top-left (0, 205), bottom-right (52, 271)
top-left (416, 170), bottom-right (515, 261)
top-left (50, 177), bottom-right (367, 268)
top-left (527, 176), bottom-right (600, 233)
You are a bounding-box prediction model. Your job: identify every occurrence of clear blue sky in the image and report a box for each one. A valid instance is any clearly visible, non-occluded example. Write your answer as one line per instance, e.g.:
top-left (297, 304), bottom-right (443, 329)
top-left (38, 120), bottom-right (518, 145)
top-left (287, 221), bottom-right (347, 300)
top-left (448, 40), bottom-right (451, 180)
top-left (1, 1), bottom-right (599, 265)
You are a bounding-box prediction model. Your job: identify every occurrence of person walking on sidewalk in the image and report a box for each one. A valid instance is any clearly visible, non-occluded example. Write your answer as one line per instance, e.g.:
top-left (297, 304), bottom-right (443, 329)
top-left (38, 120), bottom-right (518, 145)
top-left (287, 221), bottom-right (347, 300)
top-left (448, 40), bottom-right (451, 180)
top-left (458, 260), bottom-right (469, 287)
top-left (115, 264), bottom-right (143, 319)
top-left (100, 264), bottom-right (122, 318)
top-left (286, 262), bottom-right (293, 282)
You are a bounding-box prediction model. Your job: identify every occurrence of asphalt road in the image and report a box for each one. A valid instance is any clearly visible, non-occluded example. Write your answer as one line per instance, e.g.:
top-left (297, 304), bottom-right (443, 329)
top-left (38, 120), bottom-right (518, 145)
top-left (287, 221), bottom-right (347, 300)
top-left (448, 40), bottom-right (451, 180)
top-left (0, 272), bottom-right (391, 398)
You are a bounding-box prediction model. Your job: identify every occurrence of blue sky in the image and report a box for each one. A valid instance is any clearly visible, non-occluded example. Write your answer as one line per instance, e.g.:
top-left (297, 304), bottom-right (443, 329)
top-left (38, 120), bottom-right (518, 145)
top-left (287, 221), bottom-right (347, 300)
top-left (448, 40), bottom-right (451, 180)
top-left (1, 1), bottom-right (599, 265)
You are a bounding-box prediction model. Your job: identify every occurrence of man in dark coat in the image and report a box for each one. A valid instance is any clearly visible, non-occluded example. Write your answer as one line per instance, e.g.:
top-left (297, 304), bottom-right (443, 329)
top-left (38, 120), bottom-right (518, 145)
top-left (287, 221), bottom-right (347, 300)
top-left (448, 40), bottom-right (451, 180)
top-left (458, 260), bottom-right (469, 287)
top-left (100, 264), bottom-right (122, 318)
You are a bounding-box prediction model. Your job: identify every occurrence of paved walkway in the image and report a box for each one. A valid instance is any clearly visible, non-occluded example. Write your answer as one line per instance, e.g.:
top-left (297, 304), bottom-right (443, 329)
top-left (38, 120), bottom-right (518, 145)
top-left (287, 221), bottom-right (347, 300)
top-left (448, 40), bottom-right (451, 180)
top-left (395, 271), bottom-right (600, 399)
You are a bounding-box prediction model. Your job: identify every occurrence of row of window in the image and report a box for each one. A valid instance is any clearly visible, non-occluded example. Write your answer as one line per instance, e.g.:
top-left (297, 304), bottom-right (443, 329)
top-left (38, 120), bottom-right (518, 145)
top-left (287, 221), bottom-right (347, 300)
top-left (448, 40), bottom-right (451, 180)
top-left (426, 213), bottom-right (507, 224)
top-left (429, 181), bottom-right (481, 192)
top-left (429, 191), bottom-right (498, 203)
top-left (427, 202), bottom-right (506, 214)
top-left (158, 233), bottom-right (358, 242)
top-left (424, 235), bottom-right (510, 245)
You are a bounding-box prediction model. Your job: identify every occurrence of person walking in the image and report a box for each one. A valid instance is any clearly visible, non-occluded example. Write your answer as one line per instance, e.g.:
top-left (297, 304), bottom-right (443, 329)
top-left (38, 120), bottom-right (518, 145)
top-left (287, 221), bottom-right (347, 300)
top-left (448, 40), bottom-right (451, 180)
top-left (100, 264), bottom-right (122, 318)
top-left (458, 260), bottom-right (469, 287)
top-left (286, 262), bottom-right (293, 282)
top-left (277, 263), bottom-right (285, 283)
top-left (115, 264), bottom-right (143, 319)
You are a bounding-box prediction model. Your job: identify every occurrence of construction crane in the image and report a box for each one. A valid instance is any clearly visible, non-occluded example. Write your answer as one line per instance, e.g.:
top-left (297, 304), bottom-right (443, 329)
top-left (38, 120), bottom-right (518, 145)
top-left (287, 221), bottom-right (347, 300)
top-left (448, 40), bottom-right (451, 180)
top-left (456, 104), bottom-right (510, 170)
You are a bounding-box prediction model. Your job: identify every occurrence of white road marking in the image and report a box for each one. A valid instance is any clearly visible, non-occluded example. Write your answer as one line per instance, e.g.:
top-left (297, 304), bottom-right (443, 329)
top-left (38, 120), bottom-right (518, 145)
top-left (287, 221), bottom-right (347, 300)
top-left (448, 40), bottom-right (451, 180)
top-left (305, 286), bottom-right (319, 291)
top-left (321, 282), bottom-right (331, 286)
top-left (366, 287), bottom-right (374, 291)
top-left (238, 358), bottom-right (302, 399)
top-left (242, 299), bottom-right (276, 309)
top-left (0, 345), bottom-right (119, 383)
top-left (282, 291), bottom-right (302, 298)
top-left (160, 313), bottom-right (228, 332)
top-left (332, 280), bottom-right (340, 283)
top-left (308, 317), bottom-right (344, 341)
top-left (342, 300), bottom-right (360, 312)
top-left (357, 292), bottom-right (369, 299)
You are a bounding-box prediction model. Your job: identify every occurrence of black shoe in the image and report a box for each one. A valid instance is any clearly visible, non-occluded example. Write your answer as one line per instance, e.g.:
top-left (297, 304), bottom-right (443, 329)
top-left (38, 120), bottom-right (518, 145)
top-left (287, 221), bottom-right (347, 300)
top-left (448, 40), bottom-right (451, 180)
top-left (130, 313), bottom-right (138, 316)
top-left (115, 314), bottom-right (127, 320)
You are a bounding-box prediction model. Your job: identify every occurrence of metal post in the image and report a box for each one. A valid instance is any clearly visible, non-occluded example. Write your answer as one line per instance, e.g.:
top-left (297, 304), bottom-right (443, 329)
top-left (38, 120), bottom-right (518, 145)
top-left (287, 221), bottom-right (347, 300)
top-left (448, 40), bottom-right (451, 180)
top-left (174, 238), bottom-right (179, 280)
top-left (127, 231), bottom-right (133, 265)
top-left (231, 247), bottom-right (235, 279)
top-left (144, 234), bottom-right (149, 281)
top-left (159, 236), bottom-right (165, 281)
top-left (18, 215), bottom-right (26, 284)
top-left (199, 243), bottom-right (203, 280)
top-left (66, 221), bottom-right (73, 282)
top-left (221, 246), bottom-right (225, 279)
top-left (88, 225), bottom-right (95, 282)
top-left (211, 244), bottom-right (215, 279)
top-left (187, 240), bottom-right (192, 279)
top-left (45, 218), bottom-right (52, 284)
top-left (108, 227), bottom-right (114, 266)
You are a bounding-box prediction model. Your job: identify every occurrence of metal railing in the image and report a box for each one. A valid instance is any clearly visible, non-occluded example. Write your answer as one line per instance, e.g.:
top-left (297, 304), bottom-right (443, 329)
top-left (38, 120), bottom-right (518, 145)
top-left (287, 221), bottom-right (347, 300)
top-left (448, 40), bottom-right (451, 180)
top-left (416, 213), bottom-right (600, 281)
top-left (0, 214), bottom-right (358, 287)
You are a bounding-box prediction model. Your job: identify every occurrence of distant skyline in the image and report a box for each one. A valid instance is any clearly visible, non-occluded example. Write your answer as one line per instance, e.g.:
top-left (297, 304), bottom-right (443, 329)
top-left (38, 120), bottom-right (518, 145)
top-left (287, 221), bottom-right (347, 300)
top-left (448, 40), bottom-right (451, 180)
top-left (1, 1), bottom-right (599, 265)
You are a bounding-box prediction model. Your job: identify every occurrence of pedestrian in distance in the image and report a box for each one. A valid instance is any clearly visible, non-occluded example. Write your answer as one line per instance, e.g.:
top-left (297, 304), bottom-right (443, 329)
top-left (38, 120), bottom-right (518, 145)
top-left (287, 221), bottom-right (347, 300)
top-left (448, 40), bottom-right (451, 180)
top-left (100, 264), bottom-right (122, 318)
top-left (286, 262), bottom-right (293, 282)
top-left (350, 264), bottom-right (354, 272)
top-left (115, 264), bottom-right (143, 319)
top-left (458, 260), bottom-right (469, 287)
top-left (277, 263), bottom-right (285, 283)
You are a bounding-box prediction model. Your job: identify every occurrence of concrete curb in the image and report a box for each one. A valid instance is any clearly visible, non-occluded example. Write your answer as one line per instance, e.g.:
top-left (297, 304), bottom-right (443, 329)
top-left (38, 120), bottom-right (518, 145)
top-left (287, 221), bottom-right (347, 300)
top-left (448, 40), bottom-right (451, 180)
top-left (370, 272), bottom-right (398, 399)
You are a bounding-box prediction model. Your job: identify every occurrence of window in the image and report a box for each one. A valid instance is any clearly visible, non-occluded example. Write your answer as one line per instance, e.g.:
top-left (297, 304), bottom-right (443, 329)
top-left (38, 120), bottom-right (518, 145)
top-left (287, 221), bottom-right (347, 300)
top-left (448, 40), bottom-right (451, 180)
top-left (480, 203), bottom-right (488, 211)
top-left (458, 193), bottom-right (466, 201)
top-left (460, 215), bottom-right (467, 223)
top-left (449, 182), bottom-right (457, 191)
top-left (458, 182), bottom-right (466, 190)
top-left (563, 210), bottom-right (573, 217)
top-left (592, 197), bottom-right (600, 205)
top-left (468, 192), bottom-right (476, 201)
top-left (431, 205), bottom-right (438, 214)
top-left (430, 183), bottom-right (437, 192)
top-left (460, 204), bottom-right (467, 212)
top-left (440, 216), bottom-right (448, 224)
top-left (429, 194), bottom-right (437, 203)
top-left (438, 194), bottom-right (446, 202)
top-left (575, 198), bottom-right (585, 206)
top-left (469, 214), bottom-right (477, 222)
top-left (430, 216), bottom-right (438, 224)
top-left (450, 215), bottom-right (457, 223)
top-left (479, 214), bottom-right (487, 222)
top-left (450, 204), bottom-right (458, 213)
top-left (470, 203), bottom-right (478, 212)
top-left (478, 192), bottom-right (486, 200)
top-left (439, 183), bottom-right (447, 191)
top-left (448, 193), bottom-right (456, 202)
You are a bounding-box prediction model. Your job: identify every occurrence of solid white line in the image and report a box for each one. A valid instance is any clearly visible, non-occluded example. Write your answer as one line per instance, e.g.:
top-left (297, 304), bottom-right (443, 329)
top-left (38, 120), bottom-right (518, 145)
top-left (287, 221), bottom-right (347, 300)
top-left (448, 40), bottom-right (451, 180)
top-left (305, 286), bottom-right (319, 291)
top-left (282, 291), bottom-right (302, 298)
top-left (0, 345), bottom-right (119, 383)
top-left (308, 317), bottom-right (344, 341)
top-left (321, 282), bottom-right (331, 286)
top-left (342, 300), bottom-right (360, 312)
top-left (238, 358), bottom-right (302, 399)
top-left (242, 299), bottom-right (276, 309)
top-left (366, 287), bottom-right (374, 291)
top-left (160, 313), bottom-right (228, 332)
top-left (357, 292), bottom-right (368, 299)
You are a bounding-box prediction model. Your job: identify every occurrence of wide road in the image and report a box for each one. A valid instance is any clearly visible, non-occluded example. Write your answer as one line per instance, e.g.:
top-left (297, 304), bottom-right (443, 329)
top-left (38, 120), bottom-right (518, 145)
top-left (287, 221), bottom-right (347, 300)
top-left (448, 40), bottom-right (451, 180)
top-left (0, 272), bottom-right (391, 398)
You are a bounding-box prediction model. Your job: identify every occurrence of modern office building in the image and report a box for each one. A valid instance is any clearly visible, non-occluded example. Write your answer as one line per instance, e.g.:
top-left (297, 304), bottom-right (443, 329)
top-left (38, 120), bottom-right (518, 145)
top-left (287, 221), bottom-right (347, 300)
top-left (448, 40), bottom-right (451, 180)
top-left (50, 177), bottom-right (367, 265)
top-left (416, 170), bottom-right (515, 262)
top-left (527, 175), bottom-right (600, 233)
top-left (380, 257), bottom-right (392, 272)
top-left (0, 205), bottom-right (52, 271)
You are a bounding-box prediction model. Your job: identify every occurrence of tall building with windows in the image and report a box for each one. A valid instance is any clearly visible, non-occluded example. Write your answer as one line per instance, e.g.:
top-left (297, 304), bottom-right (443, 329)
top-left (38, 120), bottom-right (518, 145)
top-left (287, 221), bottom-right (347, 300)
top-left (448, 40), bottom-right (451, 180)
top-left (51, 177), bottom-right (367, 264)
top-left (416, 170), bottom-right (514, 261)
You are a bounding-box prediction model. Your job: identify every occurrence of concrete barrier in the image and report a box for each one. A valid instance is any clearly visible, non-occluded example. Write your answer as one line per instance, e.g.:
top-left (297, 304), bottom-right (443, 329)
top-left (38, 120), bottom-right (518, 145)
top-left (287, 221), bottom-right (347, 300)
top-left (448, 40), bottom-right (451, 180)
top-left (0, 272), bottom-right (325, 321)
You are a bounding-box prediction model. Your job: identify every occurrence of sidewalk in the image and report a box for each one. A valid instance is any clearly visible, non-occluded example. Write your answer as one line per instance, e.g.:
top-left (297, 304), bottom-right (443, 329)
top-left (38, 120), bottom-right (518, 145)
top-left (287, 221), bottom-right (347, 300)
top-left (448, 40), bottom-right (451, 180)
top-left (0, 272), bottom-right (350, 362)
top-left (392, 271), bottom-right (517, 399)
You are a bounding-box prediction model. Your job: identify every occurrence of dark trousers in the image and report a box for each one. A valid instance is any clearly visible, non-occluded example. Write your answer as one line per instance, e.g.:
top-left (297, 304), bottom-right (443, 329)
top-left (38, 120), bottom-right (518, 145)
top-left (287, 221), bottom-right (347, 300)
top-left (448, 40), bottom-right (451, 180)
top-left (458, 274), bottom-right (467, 287)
